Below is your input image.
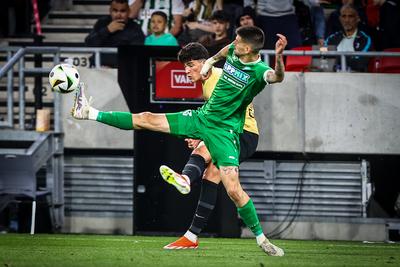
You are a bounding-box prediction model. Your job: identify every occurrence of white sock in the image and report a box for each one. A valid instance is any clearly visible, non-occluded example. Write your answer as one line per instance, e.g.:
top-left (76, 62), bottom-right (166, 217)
top-left (88, 107), bottom-right (99, 121)
top-left (184, 230), bottom-right (198, 243)
top-left (256, 233), bottom-right (267, 246)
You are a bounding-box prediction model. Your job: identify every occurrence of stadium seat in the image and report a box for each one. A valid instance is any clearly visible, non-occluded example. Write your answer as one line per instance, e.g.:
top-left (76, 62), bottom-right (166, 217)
top-left (370, 48), bottom-right (400, 73)
top-left (285, 46), bottom-right (312, 72)
top-left (0, 172), bottom-right (50, 234)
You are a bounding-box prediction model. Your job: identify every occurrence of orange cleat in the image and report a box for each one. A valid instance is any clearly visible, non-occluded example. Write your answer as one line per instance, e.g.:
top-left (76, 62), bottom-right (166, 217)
top-left (163, 236), bottom-right (199, 250)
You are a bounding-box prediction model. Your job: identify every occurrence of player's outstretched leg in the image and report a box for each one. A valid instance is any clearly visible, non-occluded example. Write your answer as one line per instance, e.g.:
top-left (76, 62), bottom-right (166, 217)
top-left (71, 83), bottom-right (171, 132)
top-left (71, 82), bottom-right (93, 120)
top-left (159, 165), bottom-right (191, 194)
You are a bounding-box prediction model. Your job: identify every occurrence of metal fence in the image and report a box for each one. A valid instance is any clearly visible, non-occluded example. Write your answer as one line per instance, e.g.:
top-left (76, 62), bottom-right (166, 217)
top-left (1, 46), bottom-right (399, 130)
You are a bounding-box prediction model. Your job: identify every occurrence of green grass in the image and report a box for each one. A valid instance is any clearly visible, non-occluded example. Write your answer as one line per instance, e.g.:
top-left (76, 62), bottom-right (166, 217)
top-left (0, 234), bottom-right (399, 267)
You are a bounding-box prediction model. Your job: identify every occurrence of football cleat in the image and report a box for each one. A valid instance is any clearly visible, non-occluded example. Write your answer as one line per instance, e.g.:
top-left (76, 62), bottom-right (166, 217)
top-left (259, 239), bottom-right (284, 256)
top-left (71, 82), bottom-right (91, 120)
top-left (159, 165), bottom-right (191, 194)
top-left (163, 236), bottom-right (198, 249)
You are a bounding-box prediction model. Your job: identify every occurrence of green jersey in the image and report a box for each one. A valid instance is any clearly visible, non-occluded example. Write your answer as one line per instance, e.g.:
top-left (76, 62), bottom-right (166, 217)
top-left (199, 44), bottom-right (272, 133)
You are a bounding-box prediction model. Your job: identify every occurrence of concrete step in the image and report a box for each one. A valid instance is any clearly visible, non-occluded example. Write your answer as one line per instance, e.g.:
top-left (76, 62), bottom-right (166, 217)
top-left (70, 0), bottom-right (109, 13)
top-left (35, 25), bottom-right (93, 33)
top-left (45, 18), bottom-right (99, 26)
top-left (45, 10), bottom-right (105, 26)
top-left (39, 32), bottom-right (88, 43)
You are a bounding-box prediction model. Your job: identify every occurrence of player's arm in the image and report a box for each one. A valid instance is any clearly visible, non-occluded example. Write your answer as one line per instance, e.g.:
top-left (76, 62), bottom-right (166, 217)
top-left (200, 44), bottom-right (231, 76)
top-left (265, 34), bottom-right (287, 84)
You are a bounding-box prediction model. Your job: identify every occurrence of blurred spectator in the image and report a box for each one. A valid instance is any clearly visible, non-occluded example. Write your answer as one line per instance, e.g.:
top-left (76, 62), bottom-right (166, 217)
top-left (177, 0), bottom-right (221, 45)
top-left (236, 6), bottom-right (256, 27)
top-left (295, 0), bottom-right (317, 45)
top-left (129, 0), bottom-right (184, 36)
top-left (325, 4), bottom-right (372, 71)
top-left (199, 10), bottom-right (231, 65)
top-left (373, 0), bottom-right (400, 50)
top-left (85, 0), bottom-right (144, 46)
top-left (301, 0), bottom-right (328, 46)
top-left (85, 0), bottom-right (145, 67)
top-left (245, 0), bottom-right (302, 49)
top-left (222, 0), bottom-right (243, 38)
top-left (326, 0), bottom-right (368, 37)
top-left (145, 11), bottom-right (179, 46)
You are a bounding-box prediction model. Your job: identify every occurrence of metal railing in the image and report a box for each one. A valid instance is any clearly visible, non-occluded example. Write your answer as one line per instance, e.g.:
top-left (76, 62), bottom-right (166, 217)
top-left (0, 46), bottom-right (399, 129)
top-left (0, 46), bottom-right (117, 129)
top-left (260, 49), bottom-right (400, 71)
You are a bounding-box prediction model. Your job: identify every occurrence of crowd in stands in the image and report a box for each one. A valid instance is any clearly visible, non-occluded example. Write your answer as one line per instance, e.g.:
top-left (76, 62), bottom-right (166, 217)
top-left (1, 0), bottom-right (398, 71)
top-left (80, 0), bottom-right (400, 71)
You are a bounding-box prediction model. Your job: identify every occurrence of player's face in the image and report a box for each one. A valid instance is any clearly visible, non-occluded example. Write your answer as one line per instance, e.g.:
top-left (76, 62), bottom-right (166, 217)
top-left (150, 15), bottom-right (167, 35)
top-left (233, 35), bottom-right (250, 57)
top-left (184, 60), bottom-right (204, 82)
top-left (339, 8), bottom-right (359, 32)
top-left (239, 15), bottom-right (254, 27)
top-left (110, 2), bottom-right (129, 23)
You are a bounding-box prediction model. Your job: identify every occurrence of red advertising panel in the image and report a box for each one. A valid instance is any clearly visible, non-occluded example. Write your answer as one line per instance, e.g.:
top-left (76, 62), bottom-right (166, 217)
top-left (155, 60), bottom-right (203, 100)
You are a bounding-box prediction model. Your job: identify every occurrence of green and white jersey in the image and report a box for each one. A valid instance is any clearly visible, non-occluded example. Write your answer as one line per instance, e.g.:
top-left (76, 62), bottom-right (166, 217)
top-left (199, 43), bottom-right (272, 133)
top-left (129, 0), bottom-right (184, 35)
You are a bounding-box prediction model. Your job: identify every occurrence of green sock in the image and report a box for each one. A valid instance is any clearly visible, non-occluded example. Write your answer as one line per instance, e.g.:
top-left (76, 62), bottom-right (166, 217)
top-left (96, 111), bottom-right (134, 130)
top-left (237, 199), bottom-right (263, 236)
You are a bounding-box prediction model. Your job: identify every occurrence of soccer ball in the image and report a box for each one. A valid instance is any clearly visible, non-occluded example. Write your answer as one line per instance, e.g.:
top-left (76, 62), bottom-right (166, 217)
top-left (49, 63), bottom-right (80, 94)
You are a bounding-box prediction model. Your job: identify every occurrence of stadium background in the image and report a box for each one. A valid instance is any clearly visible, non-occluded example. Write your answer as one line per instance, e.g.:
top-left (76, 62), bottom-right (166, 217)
top-left (0, 0), bottom-right (399, 245)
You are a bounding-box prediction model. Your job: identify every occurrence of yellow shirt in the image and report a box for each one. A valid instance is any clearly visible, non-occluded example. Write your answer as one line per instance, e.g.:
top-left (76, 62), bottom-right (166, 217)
top-left (202, 67), bottom-right (259, 135)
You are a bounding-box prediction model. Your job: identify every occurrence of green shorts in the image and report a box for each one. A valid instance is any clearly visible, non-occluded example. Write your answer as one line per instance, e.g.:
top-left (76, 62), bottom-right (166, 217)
top-left (166, 109), bottom-right (240, 168)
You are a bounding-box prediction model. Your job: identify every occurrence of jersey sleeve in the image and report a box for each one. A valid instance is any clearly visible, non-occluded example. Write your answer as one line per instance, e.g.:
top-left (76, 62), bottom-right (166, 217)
top-left (172, 0), bottom-right (184, 15)
top-left (262, 68), bottom-right (275, 84)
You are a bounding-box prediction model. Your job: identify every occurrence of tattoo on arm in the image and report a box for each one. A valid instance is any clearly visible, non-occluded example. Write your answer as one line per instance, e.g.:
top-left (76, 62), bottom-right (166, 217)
top-left (274, 54), bottom-right (285, 80)
top-left (221, 166), bottom-right (239, 175)
top-left (266, 54), bottom-right (285, 83)
top-left (212, 44), bottom-right (230, 62)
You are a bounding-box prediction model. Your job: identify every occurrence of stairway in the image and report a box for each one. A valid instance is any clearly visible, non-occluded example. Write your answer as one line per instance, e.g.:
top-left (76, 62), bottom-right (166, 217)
top-left (0, 0), bottom-right (110, 130)
top-left (7, 0), bottom-right (109, 47)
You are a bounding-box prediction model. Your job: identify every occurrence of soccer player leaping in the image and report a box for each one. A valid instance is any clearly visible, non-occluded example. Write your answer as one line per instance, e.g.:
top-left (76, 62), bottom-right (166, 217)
top-left (72, 26), bottom-right (287, 256)
top-left (159, 43), bottom-right (261, 250)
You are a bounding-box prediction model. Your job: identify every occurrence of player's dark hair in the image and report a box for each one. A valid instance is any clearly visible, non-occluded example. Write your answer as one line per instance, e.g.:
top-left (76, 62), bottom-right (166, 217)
top-left (236, 26), bottom-right (265, 53)
top-left (151, 10), bottom-right (168, 22)
top-left (178, 42), bottom-right (209, 64)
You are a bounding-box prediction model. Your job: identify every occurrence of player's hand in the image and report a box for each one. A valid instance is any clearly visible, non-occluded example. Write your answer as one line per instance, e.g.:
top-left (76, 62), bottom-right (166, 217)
top-left (200, 57), bottom-right (216, 77)
top-left (107, 20), bottom-right (126, 33)
top-left (185, 138), bottom-right (201, 149)
top-left (275, 34), bottom-right (287, 55)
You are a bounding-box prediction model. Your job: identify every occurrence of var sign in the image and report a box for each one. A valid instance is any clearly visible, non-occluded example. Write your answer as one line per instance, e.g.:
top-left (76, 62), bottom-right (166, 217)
top-left (171, 70), bottom-right (196, 89)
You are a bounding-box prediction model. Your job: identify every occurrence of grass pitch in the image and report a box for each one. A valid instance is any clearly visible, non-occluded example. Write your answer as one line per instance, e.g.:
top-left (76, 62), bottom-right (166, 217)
top-left (0, 234), bottom-right (399, 267)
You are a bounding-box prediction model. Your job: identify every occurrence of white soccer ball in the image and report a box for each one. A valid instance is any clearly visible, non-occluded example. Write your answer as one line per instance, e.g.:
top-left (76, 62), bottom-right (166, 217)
top-left (49, 63), bottom-right (80, 94)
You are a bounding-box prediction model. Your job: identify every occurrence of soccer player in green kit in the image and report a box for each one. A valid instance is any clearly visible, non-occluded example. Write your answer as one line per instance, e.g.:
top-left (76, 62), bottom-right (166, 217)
top-left (72, 26), bottom-right (287, 256)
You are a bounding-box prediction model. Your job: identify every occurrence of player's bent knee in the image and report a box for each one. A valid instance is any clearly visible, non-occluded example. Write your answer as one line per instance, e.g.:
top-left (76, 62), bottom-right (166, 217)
top-left (193, 146), bottom-right (211, 163)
